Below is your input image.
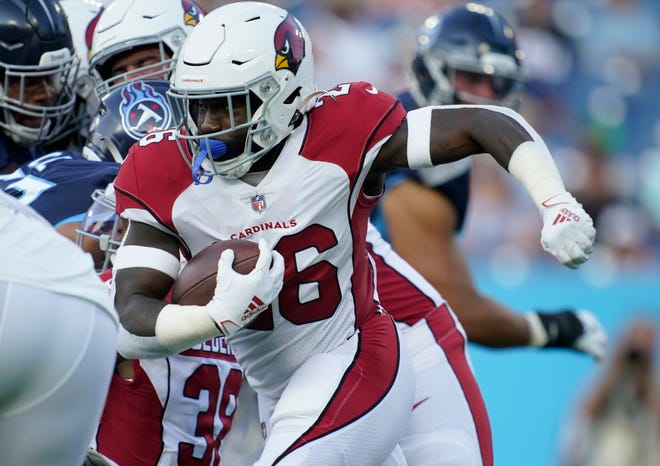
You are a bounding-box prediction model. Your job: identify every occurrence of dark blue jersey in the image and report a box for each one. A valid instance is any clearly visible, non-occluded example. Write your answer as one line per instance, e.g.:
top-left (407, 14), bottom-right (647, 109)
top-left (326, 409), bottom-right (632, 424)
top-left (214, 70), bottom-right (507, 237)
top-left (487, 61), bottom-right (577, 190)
top-left (0, 151), bottom-right (119, 226)
top-left (370, 90), bottom-right (470, 241)
top-left (0, 132), bottom-right (36, 172)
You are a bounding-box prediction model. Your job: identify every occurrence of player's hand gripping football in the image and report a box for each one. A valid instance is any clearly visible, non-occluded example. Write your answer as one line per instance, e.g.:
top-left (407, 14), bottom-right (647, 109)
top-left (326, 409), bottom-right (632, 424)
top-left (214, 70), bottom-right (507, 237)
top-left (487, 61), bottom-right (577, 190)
top-left (206, 238), bottom-right (284, 336)
top-left (540, 192), bottom-right (596, 269)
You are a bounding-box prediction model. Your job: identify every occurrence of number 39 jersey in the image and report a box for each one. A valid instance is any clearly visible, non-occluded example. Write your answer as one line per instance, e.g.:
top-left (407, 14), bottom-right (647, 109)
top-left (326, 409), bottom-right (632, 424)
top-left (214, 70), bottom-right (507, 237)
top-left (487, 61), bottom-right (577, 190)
top-left (94, 343), bottom-right (242, 466)
top-left (114, 82), bottom-right (407, 398)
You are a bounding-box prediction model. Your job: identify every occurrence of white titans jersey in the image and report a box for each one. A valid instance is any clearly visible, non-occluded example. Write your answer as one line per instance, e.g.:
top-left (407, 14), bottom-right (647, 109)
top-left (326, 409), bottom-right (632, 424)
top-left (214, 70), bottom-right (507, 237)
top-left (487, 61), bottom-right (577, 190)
top-left (0, 191), bottom-right (116, 321)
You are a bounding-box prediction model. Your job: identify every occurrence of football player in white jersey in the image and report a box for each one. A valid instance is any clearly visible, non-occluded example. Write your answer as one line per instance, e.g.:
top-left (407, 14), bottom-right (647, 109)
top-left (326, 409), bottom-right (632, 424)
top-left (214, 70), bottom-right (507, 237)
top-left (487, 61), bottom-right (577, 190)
top-left (110, 3), bottom-right (596, 465)
top-left (0, 191), bottom-right (118, 466)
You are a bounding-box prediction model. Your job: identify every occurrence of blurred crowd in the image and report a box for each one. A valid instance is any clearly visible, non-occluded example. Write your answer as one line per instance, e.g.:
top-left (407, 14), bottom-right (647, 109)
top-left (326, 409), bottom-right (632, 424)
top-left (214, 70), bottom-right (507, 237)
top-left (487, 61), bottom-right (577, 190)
top-left (560, 316), bottom-right (660, 466)
top-left (202, 0), bottom-right (660, 281)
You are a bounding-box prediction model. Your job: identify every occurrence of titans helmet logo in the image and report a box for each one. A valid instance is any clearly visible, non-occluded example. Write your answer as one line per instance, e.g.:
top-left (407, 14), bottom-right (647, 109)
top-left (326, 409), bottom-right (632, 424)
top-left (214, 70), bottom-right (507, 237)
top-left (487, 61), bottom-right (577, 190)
top-left (274, 13), bottom-right (306, 75)
top-left (181, 0), bottom-right (202, 26)
top-left (119, 82), bottom-right (172, 140)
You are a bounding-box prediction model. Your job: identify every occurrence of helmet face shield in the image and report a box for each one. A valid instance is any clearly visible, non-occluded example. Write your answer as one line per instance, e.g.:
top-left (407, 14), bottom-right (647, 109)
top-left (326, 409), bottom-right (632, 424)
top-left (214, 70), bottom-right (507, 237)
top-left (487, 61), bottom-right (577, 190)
top-left (93, 42), bottom-right (176, 98)
top-left (169, 79), bottom-right (278, 181)
top-left (77, 188), bottom-right (125, 272)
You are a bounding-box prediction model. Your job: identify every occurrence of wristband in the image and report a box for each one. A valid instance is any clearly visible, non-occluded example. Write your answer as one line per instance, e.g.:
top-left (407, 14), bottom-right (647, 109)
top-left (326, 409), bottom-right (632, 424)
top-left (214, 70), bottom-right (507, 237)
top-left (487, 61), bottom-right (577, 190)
top-left (524, 311), bottom-right (549, 347)
top-left (525, 310), bottom-right (584, 348)
top-left (507, 141), bottom-right (566, 208)
top-left (154, 303), bottom-right (222, 354)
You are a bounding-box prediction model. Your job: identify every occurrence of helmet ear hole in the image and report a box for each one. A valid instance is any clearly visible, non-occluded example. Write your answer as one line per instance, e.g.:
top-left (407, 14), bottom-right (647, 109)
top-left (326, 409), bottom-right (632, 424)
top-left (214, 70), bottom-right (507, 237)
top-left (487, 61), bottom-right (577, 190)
top-left (411, 56), bottom-right (434, 100)
top-left (249, 91), bottom-right (263, 113)
top-left (283, 87), bottom-right (301, 105)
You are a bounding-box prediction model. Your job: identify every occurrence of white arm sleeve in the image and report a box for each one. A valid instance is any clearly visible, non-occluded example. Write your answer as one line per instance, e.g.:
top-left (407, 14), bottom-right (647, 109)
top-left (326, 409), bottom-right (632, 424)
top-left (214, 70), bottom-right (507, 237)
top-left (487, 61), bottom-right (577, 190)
top-left (116, 304), bottom-right (221, 359)
top-left (116, 326), bottom-right (173, 359)
top-left (507, 141), bottom-right (566, 208)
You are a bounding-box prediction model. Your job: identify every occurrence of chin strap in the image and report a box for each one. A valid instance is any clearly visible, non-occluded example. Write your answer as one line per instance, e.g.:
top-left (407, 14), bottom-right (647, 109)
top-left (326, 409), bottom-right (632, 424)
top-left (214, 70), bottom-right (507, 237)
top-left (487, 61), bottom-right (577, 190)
top-left (192, 140), bottom-right (227, 184)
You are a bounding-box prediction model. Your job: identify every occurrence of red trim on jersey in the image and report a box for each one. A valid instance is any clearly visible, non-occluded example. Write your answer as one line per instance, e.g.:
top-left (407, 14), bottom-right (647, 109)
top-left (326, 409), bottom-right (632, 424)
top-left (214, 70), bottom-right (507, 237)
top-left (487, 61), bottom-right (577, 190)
top-left (367, 242), bottom-right (439, 325)
top-left (300, 82), bottom-right (408, 330)
top-left (114, 132), bottom-right (195, 256)
top-left (425, 304), bottom-right (494, 466)
top-left (96, 362), bottom-right (166, 464)
top-left (276, 312), bottom-right (401, 461)
top-left (98, 268), bottom-right (113, 283)
top-left (301, 82), bottom-right (406, 193)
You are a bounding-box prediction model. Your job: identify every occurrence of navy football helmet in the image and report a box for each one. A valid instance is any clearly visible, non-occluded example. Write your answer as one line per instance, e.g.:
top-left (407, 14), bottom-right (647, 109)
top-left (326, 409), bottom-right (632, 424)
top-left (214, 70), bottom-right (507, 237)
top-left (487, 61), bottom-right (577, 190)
top-left (83, 80), bottom-right (181, 163)
top-left (0, 0), bottom-right (79, 147)
top-left (79, 79), bottom-right (181, 271)
top-left (409, 3), bottom-right (528, 108)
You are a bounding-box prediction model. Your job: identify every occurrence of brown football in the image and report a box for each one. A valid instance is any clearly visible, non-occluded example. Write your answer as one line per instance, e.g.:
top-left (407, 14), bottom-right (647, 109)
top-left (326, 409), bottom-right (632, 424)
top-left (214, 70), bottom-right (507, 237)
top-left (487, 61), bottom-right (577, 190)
top-left (171, 239), bottom-right (260, 306)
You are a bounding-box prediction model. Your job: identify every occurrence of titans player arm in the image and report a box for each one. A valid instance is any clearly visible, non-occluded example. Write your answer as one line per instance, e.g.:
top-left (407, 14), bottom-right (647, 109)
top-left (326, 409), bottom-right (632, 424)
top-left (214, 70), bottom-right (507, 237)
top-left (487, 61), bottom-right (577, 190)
top-left (382, 181), bottom-right (606, 359)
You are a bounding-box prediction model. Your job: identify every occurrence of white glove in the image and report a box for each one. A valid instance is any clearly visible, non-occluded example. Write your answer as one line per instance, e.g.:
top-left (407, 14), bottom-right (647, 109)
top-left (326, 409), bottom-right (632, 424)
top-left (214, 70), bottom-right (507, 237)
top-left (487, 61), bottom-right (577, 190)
top-left (540, 192), bottom-right (596, 269)
top-left (525, 309), bottom-right (608, 361)
top-left (572, 310), bottom-right (608, 361)
top-left (206, 238), bottom-right (284, 336)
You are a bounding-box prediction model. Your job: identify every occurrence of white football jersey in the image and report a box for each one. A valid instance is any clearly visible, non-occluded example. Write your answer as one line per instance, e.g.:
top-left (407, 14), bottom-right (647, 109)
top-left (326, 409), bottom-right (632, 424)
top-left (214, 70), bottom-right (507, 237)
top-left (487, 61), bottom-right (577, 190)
top-left (115, 82), bottom-right (406, 398)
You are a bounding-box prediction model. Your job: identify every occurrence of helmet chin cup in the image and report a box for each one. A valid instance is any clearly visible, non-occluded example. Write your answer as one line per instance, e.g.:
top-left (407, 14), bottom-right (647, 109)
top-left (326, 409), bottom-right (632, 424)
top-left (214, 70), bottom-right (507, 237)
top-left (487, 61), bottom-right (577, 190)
top-left (192, 140), bottom-right (228, 184)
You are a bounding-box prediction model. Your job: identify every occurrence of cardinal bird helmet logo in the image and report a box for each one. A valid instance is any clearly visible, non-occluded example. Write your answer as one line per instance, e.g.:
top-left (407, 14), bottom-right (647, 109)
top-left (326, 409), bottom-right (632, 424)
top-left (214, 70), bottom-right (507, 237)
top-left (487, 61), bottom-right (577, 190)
top-left (273, 13), bottom-right (306, 75)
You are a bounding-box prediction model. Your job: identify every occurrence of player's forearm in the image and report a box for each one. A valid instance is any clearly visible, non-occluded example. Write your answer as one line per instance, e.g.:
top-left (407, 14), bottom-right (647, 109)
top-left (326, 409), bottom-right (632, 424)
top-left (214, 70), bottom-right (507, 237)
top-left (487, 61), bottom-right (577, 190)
top-left (424, 106), bottom-right (563, 203)
top-left (116, 297), bottom-right (221, 359)
top-left (440, 285), bottom-right (531, 347)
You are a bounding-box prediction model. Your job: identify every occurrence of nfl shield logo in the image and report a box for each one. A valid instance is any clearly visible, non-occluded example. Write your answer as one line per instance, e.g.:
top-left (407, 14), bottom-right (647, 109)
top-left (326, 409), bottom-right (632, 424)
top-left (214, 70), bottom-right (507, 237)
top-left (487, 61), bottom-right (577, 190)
top-left (251, 194), bottom-right (266, 213)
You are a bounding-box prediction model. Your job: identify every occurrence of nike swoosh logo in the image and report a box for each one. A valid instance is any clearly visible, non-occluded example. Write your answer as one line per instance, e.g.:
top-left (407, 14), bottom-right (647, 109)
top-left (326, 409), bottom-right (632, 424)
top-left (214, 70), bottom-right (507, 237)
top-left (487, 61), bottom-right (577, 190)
top-left (412, 397), bottom-right (430, 410)
top-left (541, 195), bottom-right (568, 208)
top-left (366, 86), bottom-right (379, 95)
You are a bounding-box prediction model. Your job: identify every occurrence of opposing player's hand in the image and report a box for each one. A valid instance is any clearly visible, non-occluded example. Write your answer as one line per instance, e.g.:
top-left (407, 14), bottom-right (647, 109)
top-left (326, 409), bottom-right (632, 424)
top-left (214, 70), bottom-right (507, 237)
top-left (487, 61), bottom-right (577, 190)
top-left (540, 192), bottom-right (595, 269)
top-left (571, 311), bottom-right (608, 360)
top-left (525, 309), bottom-right (607, 361)
top-left (206, 238), bottom-right (284, 336)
